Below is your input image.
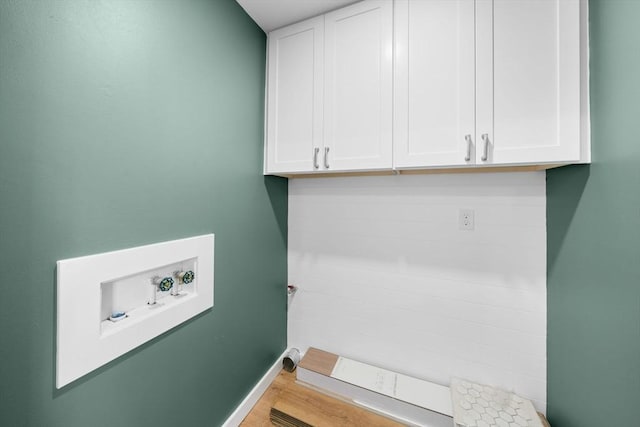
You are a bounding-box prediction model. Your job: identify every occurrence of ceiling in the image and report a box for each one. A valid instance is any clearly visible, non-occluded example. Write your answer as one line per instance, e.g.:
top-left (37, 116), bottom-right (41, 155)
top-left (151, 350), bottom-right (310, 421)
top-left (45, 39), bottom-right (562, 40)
top-left (235, 0), bottom-right (359, 33)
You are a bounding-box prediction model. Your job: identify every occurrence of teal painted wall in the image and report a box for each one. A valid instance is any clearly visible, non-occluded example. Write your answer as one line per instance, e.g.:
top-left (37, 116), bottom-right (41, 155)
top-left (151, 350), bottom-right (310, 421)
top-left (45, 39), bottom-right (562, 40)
top-left (547, 0), bottom-right (640, 425)
top-left (0, 1), bottom-right (287, 426)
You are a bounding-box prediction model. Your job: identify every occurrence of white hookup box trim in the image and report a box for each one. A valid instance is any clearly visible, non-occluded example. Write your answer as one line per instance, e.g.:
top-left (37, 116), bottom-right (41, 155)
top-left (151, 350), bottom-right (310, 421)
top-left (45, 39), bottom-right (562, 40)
top-left (56, 234), bottom-right (214, 388)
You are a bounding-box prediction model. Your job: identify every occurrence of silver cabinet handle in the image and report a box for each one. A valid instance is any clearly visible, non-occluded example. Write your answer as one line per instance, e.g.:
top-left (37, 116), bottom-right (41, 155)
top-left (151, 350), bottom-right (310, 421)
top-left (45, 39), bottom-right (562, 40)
top-left (324, 147), bottom-right (330, 169)
top-left (313, 147), bottom-right (320, 169)
top-left (464, 134), bottom-right (472, 162)
top-left (481, 133), bottom-right (490, 161)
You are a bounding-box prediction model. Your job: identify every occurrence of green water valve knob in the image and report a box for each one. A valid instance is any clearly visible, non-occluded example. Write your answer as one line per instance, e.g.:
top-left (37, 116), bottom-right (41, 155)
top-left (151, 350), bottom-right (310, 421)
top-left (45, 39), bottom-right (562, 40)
top-left (174, 270), bottom-right (195, 285)
top-left (182, 270), bottom-right (195, 284)
top-left (156, 276), bottom-right (174, 292)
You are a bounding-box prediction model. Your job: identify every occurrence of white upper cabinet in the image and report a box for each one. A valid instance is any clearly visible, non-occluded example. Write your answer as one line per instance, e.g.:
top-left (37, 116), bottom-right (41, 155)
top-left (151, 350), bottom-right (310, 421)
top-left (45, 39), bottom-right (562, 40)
top-left (476, 0), bottom-right (582, 165)
top-left (395, 0), bottom-right (588, 169)
top-left (265, 16), bottom-right (324, 174)
top-left (264, 0), bottom-right (392, 175)
top-left (323, 0), bottom-right (393, 171)
top-left (394, 0), bottom-right (476, 168)
top-left (266, 0), bottom-right (588, 175)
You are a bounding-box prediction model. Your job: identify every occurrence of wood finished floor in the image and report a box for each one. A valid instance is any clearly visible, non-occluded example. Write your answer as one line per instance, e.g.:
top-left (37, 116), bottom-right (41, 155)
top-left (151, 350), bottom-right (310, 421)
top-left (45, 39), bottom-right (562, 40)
top-left (239, 367), bottom-right (551, 426)
top-left (239, 369), bottom-right (403, 427)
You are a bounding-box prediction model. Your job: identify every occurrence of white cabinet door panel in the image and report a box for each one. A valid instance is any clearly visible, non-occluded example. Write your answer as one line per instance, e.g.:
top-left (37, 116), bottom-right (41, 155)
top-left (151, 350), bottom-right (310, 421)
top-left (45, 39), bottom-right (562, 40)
top-left (476, 0), bottom-right (581, 165)
top-left (266, 17), bottom-right (324, 173)
top-left (395, 0), bottom-right (476, 168)
top-left (324, 0), bottom-right (393, 171)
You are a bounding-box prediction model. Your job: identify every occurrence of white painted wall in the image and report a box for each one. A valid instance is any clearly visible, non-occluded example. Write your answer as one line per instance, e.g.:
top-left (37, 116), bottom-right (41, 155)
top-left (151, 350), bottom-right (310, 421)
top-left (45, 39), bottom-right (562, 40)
top-left (287, 172), bottom-right (547, 412)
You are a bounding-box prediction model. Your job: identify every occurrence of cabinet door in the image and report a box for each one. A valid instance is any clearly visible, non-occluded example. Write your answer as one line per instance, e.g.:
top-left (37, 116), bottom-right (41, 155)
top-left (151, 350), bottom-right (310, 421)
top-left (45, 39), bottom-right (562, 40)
top-left (324, 0), bottom-right (393, 171)
top-left (265, 17), bottom-right (324, 174)
top-left (476, 0), bottom-right (581, 165)
top-left (394, 0), bottom-right (475, 168)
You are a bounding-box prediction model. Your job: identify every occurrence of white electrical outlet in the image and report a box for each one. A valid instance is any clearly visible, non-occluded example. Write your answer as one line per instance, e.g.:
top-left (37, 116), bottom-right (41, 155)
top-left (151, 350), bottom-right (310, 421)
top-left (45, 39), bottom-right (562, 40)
top-left (459, 209), bottom-right (475, 230)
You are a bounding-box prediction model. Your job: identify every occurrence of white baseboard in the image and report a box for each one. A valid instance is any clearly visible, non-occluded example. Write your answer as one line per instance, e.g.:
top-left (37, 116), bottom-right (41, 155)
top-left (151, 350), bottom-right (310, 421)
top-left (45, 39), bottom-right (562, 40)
top-left (222, 349), bottom-right (288, 427)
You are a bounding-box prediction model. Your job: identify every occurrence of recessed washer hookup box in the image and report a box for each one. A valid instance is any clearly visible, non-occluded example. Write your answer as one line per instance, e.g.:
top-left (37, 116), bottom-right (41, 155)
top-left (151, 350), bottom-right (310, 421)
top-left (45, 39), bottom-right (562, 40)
top-left (56, 234), bottom-right (214, 388)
